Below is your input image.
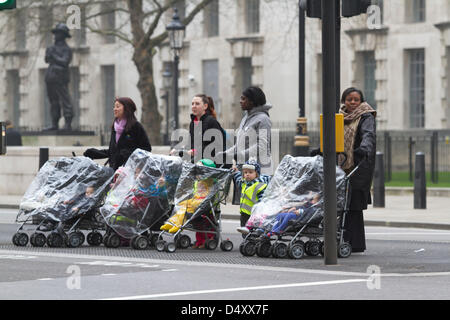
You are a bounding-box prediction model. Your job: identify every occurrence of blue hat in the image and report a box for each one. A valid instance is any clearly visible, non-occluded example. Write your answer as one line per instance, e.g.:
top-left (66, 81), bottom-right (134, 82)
top-left (242, 159), bottom-right (260, 175)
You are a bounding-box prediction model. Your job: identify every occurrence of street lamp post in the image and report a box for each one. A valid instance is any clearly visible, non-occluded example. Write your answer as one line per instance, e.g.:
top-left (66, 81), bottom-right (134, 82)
top-left (166, 8), bottom-right (185, 131)
top-left (293, 2), bottom-right (310, 157)
top-left (162, 65), bottom-right (172, 145)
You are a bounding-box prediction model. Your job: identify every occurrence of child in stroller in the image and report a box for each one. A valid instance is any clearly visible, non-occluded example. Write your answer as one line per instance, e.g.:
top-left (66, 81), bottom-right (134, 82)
top-left (156, 159), bottom-right (233, 252)
top-left (13, 156), bottom-right (114, 248)
top-left (262, 192), bottom-right (321, 238)
top-left (100, 149), bottom-right (182, 249)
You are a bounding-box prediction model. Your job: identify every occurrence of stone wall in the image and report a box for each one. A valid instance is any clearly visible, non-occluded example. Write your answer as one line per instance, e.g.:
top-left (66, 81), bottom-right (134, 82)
top-left (0, 146), bottom-right (170, 196)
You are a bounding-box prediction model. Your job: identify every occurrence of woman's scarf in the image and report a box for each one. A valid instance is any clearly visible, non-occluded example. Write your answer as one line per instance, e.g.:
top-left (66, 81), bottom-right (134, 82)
top-left (114, 118), bottom-right (127, 143)
top-left (338, 102), bottom-right (376, 172)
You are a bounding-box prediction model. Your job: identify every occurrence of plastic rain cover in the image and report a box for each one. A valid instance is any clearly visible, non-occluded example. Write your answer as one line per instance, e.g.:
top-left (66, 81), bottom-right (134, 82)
top-left (17, 156), bottom-right (114, 223)
top-left (159, 162), bottom-right (232, 233)
top-left (100, 149), bottom-right (183, 238)
top-left (245, 155), bottom-right (346, 232)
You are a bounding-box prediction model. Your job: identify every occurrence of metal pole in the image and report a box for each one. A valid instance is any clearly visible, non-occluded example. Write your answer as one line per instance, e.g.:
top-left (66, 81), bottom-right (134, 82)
top-left (299, 3), bottom-right (305, 119)
top-left (293, 3), bottom-right (309, 156)
top-left (373, 152), bottom-right (385, 207)
top-left (39, 147), bottom-right (49, 170)
top-left (414, 152), bottom-right (426, 209)
top-left (335, 0), bottom-right (341, 113)
top-left (173, 54), bottom-right (180, 130)
top-left (322, 0), bottom-right (338, 265)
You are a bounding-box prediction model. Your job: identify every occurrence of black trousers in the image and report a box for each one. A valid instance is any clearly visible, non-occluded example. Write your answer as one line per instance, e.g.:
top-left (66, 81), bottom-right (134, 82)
top-left (46, 81), bottom-right (73, 124)
top-left (343, 210), bottom-right (366, 252)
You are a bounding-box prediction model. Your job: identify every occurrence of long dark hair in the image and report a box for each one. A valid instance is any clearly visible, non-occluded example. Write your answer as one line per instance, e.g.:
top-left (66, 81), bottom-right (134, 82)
top-left (341, 87), bottom-right (365, 104)
top-left (194, 94), bottom-right (217, 119)
top-left (112, 97), bottom-right (138, 132)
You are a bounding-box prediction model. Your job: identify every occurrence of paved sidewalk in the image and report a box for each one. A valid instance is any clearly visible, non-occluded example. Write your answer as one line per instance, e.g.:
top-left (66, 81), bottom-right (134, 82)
top-left (1, 194), bottom-right (449, 230)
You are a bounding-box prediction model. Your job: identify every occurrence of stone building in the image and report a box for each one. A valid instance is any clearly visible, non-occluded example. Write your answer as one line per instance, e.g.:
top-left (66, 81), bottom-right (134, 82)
top-left (1, 0), bottom-right (449, 144)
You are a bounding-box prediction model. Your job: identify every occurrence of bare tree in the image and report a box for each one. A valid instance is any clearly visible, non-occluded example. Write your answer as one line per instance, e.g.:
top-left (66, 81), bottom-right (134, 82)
top-left (1, 0), bottom-right (214, 143)
top-left (85, 0), bottom-right (215, 144)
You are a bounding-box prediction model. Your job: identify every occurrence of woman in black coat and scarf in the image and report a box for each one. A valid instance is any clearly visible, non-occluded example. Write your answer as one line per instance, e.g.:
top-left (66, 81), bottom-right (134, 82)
top-left (84, 97), bottom-right (152, 170)
top-left (339, 87), bottom-right (376, 253)
top-left (172, 94), bottom-right (228, 167)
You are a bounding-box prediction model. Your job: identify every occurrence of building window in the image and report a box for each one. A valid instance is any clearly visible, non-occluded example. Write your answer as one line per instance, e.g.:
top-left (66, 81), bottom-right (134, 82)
top-left (202, 59), bottom-right (220, 113)
top-left (245, 0), bottom-right (260, 34)
top-left (102, 65), bottom-right (115, 131)
top-left (101, 1), bottom-right (116, 44)
top-left (363, 52), bottom-right (377, 109)
top-left (371, 0), bottom-right (383, 25)
top-left (6, 70), bottom-right (21, 128)
top-left (73, 5), bottom-right (87, 47)
top-left (69, 67), bottom-right (81, 129)
top-left (15, 9), bottom-right (27, 50)
top-left (413, 0), bottom-right (426, 22)
top-left (204, 0), bottom-right (219, 37)
top-left (408, 49), bottom-right (425, 128)
top-left (39, 6), bottom-right (54, 47)
top-left (407, 0), bottom-right (425, 23)
top-left (446, 48), bottom-right (450, 127)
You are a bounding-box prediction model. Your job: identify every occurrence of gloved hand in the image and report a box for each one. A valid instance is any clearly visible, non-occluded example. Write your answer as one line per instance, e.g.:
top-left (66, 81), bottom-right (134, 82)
top-left (310, 148), bottom-right (322, 157)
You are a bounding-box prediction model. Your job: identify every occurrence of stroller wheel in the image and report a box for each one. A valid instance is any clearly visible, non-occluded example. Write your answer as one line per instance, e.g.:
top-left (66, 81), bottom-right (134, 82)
top-left (149, 234), bottom-right (160, 247)
top-left (177, 235), bottom-right (191, 249)
top-left (106, 234), bottom-right (121, 248)
top-left (155, 240), bottom-right (166, 252)
top-left (47, 232), bottom-right (64, 248)
top-left (220, 240), bottom-right (234, 252)
top-left (67, 232), bottom-right (84, 248)
top-left (30, 233), bottom-right (46, 247)
top-left (241, 241), bottom-right (256, 256)
top-left (272, 242), bottom-right (288, 259)
top-left (338, 242), bottom-right (352, 258)
top-left (288, 241), bottom-right (305, 259)
top-left (133, 236), bottom-right (149, 250)
top-left (205, 238), bottom-right (218, 250)
top-left (165, 242), bottom-right (177, 253)
top-left (256, 241), bottom-right (272, 258)
top-left (305, 240), bottom-right (321, 256)
top-left (13, 232), bottom-right (29, 247)
top-left (87, 232), bottom-right (103, 246)
top-left (319, 241), bottom-right (324, 256)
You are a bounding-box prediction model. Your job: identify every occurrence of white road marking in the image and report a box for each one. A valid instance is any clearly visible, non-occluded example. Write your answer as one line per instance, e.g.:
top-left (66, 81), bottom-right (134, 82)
top-left (0, 254), bottom-right (37, 260)
top-left (37, 278), bottom-right (53, 281)
top-left (101, 274), bottom-right (117, 276)
top-left (101, 279), bottom-right (368, 300)
top-left (161, 269), bottom-right (177, 272)
top-left (1, 249), bottom-right (449, 278)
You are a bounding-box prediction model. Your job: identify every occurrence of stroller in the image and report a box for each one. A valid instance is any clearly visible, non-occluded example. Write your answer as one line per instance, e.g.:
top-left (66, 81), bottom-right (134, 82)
top-left (155, 161), bottom-right (233, 253)
top-left (100, 149), bottom-right (183, 249)
top-left (12, 156), bottom-right (114, 248)
top-left (239, 155), bottom-right (349, 259)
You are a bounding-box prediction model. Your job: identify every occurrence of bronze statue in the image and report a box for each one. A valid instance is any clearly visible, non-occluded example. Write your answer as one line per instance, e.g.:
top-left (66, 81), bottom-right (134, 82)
top-left (44, 23), bottom-right (74, 131)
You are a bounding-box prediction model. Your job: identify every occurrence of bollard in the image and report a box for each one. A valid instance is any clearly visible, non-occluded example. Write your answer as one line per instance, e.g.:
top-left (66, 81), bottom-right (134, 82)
top-left (39, 147), bottom-right (49, 170)
top-left (414, 152), bottom-right (426, 209)
top-left (373, 152), bottom-right (385, 208)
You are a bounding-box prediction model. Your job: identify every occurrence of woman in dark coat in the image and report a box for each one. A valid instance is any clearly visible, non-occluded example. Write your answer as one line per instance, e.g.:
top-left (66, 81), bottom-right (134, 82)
top-left (339, 87), bottom-right (376, 253)
top-left (172, 94), bottom-right (227, 167)
top-left (84, 97), bottom-right (152, 170)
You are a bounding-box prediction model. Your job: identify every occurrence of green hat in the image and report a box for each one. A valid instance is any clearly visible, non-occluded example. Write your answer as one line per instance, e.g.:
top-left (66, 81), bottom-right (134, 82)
top-left (196, 159), bottom-right (216, 168)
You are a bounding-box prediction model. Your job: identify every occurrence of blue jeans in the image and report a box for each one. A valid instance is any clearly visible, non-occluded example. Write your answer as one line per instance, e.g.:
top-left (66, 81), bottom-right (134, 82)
top-left (271, 212), bottom-right (298, 234)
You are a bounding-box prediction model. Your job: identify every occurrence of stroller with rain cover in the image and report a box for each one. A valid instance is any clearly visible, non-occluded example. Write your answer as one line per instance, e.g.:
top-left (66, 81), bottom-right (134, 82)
top-left (100, 149), bottom-right (183, 249)
top-left (239, 155), bottom-right (348, 259)
top-left (155, 161), bottom-right (233, 253)
top-left (12, 156), bottom-right (114, 248)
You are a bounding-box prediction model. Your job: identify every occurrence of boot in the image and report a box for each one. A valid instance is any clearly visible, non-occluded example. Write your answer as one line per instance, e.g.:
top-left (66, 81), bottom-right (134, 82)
top-left (43, 119), bottom-right (59, 131)
top-left (63, 118), bottom-right (72, 131)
